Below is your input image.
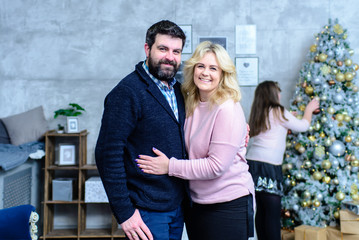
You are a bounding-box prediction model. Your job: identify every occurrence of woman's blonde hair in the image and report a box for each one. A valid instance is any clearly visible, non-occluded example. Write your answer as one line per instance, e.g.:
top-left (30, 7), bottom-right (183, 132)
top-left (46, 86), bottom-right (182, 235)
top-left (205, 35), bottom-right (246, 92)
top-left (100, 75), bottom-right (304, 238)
top-left (181, 41), bottom-right (241, 116)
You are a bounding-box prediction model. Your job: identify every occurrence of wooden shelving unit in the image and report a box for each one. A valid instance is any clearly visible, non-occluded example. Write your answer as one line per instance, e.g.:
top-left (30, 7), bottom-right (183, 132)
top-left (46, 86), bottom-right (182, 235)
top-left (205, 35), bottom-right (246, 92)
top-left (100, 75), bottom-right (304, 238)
top-left (41, 130), bottom-right (126, 239)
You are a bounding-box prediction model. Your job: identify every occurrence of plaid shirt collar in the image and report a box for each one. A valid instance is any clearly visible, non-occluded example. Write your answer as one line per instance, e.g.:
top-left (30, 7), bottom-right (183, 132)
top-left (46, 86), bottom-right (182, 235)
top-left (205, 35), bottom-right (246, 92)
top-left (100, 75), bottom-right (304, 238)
top-left (142, 62), bottom-right (176, 89)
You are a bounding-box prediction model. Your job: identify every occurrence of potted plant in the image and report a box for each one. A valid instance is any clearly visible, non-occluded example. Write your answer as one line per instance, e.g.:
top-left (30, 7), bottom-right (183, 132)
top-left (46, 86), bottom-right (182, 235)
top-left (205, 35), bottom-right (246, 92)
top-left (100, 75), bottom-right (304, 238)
top-left (54, 103), bottom-right (85, 133)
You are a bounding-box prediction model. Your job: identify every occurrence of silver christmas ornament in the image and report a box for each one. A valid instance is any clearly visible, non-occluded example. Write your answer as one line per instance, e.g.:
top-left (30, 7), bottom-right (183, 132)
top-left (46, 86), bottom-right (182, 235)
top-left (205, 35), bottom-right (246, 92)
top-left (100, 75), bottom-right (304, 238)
top-left (329, 140), bottom-right (345, 156)
top-left (333, 93), bottom-right (344, 104)
top-left (313, 77), bottom-right (322, 85)
top-left (316, 193), bottom-right (323, 201)
top-left (332, 159), bottom-right (339, 168)
top-left (293, 204), bottom-right (299, 211)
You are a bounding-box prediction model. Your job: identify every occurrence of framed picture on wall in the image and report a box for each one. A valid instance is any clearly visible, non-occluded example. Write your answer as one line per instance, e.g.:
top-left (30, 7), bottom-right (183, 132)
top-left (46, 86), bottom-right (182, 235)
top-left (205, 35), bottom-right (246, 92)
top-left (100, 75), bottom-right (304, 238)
top-left (179, 25), bottom-right (192, 54)
top-left (235, 25), bottom-right (256, 54)
top-left (59, 144), bottom-right (76, 165)
top-left (198, 36), bottom-right (228, 50)
top-left (66, 117), bottom-right (79, 133)
top-left (235, 57), bottom-right (259, 86)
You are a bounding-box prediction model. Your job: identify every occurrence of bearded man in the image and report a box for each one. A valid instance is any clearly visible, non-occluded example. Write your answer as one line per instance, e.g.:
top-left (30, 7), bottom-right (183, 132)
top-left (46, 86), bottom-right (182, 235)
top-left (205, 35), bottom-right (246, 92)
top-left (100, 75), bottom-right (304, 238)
top-left (95, 20), bottom-right (188, 240)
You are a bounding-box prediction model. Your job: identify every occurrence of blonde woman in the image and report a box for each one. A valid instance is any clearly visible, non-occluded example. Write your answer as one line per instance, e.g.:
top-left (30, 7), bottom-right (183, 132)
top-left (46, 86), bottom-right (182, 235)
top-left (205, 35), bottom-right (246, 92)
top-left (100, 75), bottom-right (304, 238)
top-left (137, 41), bottom-right (255, 240)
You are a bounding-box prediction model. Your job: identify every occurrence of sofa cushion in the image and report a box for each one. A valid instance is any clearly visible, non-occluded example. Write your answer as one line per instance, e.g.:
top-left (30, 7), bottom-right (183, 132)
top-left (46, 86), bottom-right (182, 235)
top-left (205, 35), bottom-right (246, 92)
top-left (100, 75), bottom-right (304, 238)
top-left (2, 106), bottom-right (48, 146)
top-left (0, 119), bottom-right (10, 144)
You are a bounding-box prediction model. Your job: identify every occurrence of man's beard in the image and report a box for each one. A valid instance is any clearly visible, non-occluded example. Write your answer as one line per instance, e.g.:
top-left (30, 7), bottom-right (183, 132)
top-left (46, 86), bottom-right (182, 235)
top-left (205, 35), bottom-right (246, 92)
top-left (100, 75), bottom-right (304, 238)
top-left (148, 54), bottom-right (179, 82)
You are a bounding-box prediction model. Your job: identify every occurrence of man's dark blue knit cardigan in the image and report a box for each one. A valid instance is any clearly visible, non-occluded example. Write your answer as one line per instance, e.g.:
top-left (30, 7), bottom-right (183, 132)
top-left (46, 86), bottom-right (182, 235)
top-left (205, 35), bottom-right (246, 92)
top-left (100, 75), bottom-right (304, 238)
top-left (95, 61), bottom-right (187, 224)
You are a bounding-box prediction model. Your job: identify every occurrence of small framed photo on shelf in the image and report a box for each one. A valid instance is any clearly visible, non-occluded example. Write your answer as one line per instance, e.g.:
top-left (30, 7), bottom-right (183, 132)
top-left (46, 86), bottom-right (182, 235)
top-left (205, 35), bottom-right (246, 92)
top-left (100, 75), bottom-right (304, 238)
top-left (198, 36), bottom-right (228, 50)
top-left (59, 144), bottom-right (76, 165)
top-left (235, 57), bottom-right (259, 86)
top-left (66, 117), bottom-right (79, 133)
top-left (179, 24), bottom-right (192, 54)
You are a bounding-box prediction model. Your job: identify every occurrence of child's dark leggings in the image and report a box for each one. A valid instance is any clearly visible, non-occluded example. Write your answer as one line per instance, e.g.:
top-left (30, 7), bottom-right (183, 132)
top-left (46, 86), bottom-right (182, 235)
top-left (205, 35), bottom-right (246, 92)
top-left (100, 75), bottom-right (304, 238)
top-left (255, 191), bottom-right (281, 240)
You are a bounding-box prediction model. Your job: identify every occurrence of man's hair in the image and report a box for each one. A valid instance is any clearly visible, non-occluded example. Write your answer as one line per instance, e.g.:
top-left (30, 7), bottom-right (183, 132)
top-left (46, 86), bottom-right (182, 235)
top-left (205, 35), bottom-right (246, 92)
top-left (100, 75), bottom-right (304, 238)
top-left (146, 20), bottom-right (186, 50)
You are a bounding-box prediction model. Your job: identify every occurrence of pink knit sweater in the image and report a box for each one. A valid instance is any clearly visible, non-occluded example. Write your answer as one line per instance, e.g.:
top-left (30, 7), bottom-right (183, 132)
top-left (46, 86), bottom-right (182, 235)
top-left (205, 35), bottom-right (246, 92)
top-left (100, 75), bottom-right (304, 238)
top-left (168, 99), bottom-right (255, 204)
top-left (246, 109), bottom-right (310, 165)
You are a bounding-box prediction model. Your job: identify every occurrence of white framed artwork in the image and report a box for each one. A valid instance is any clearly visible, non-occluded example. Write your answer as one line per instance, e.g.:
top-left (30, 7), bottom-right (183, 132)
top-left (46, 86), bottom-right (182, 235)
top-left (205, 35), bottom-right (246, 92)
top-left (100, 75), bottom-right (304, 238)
top-left (236, 57), bottom-right (259, 86)
top-left (66, 117), bottom-right (79, 133)
top-left (59, 144), bottom-right (76, 165)
top-left (179, 25), bottom-right (192, 54)
top-left (235, 25), bottom-right (256, 55)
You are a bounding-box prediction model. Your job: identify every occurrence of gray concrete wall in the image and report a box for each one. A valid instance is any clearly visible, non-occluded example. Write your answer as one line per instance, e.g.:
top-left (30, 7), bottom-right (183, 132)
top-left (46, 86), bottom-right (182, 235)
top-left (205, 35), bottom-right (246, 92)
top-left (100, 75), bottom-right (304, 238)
top-left (1, 0), bottom-right (359, 165)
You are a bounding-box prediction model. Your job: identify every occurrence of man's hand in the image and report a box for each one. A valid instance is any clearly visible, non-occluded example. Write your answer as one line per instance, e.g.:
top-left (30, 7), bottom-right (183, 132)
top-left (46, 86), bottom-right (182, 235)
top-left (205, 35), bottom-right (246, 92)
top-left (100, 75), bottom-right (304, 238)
top-left (121, 209), bottom-right (153, 240)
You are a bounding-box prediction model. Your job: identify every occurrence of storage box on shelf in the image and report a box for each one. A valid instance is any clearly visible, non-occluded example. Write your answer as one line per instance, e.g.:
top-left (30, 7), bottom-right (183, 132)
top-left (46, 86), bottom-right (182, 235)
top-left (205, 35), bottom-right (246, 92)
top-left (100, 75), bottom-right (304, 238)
top-left (41, 130), bottom-right (125, 239)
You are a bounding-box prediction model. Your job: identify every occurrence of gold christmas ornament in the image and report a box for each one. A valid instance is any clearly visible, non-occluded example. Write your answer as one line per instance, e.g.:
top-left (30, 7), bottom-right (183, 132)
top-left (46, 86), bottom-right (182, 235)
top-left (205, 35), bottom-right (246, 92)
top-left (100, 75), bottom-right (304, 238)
top-left (321, 160), bottom-right (332, 169)
top-left (319, 132), bottom-right (326, 138)
top-left (313, 199), bottom-right (321, 207)
top-left (345, 135), bottom-right (352, 143)
top-left (305, 86), bottom-right (314, 95)
top-left (295, 143), bottom-right (302, 150)
top-left (327, 107), bottom-right (335, 115)
top-left (352, 193), bottom-right (359, 201)
top-left (351, 159), bottom-right (359, 167)
top-left (298, 146), bottom-right (306, 154)
top-left (291, 180), bottom-right (296, 186)
top-left (336, 72), bottom-right (345, 82)
top-left (323, 176), bottom-right (331, 184)
top-left (330, 136), bottom-right (336, 142)
top-left (344, 115), bottom-right (351, 122)
top-left (310, 44), bottom-right (317, 52)
top-left (352, 85), bottom-right (359, 92)
top-left (335, 113), bottom-right (344, 122)
top-left (303, 190), bottom-right (311, 199)
top-left (304, 160), bottom-right (312, 168)
top-left (313, 171), bottom-right (322, 181)
top-left (336, 191), bottom-right (345, 201)
top-left (308, 135), bottom-right (316, 141)
top-left (333, 178), bottom-right (339, 185)
top-left (334, 211), bottom-right (340, 219)
top-left (299, 104), bottom-right (306, 112)
top-left (301, 201), bottom-right (308, 208)
top-left (345, 59), bottom-right (353, 66)
top-left (319, 53), bottom-right (328, 62)
top-left (345, 82), bottom-right (353, 88)
top-left (354, 140), bottom-right (359, 147)
top-left (345, 72), bottom-right (354, 81)
top-left (350, 155), bottom-right (357, 161)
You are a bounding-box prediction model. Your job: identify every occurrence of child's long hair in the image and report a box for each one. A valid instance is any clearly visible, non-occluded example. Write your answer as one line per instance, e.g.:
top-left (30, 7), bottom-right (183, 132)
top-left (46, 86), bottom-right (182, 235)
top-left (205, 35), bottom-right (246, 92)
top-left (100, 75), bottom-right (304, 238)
top-left (248, 81), bottom-right (287, 137)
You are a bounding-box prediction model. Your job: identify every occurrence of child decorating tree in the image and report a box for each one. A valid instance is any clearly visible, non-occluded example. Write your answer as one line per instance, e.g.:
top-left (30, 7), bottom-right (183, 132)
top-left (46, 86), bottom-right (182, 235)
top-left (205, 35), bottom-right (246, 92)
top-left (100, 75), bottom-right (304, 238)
top-left (246, 80), bottom-right (319, 240)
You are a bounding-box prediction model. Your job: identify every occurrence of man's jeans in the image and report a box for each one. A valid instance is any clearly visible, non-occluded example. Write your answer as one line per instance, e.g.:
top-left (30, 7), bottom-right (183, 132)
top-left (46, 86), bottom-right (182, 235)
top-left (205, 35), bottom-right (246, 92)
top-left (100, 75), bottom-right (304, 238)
top-left (139, 205), bottom-right (184, 240)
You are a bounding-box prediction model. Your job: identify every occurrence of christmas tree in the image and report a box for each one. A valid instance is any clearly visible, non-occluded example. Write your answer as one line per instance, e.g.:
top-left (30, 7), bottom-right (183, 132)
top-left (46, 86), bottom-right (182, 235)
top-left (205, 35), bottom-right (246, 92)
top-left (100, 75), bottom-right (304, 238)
top-left (281, 19), bottom-right (359, 228)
